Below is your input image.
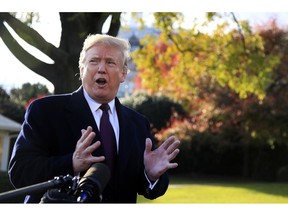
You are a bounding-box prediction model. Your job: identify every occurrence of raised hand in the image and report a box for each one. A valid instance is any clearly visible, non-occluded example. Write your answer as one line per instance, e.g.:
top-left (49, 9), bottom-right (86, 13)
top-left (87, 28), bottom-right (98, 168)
top-left (144, 136), bottom-right (181, 181)
top-left (72, 126), bottom-right (105, 174)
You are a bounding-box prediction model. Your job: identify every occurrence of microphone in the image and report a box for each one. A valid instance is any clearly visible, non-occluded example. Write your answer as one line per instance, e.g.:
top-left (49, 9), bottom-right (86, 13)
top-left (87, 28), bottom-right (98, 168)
top-left (75, 163), bottom-right (110, 203)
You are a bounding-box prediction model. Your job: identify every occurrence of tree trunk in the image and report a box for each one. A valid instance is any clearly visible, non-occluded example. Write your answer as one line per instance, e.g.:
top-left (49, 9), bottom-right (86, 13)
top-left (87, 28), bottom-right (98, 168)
top-left (0, 12), bottom-right (122, 94)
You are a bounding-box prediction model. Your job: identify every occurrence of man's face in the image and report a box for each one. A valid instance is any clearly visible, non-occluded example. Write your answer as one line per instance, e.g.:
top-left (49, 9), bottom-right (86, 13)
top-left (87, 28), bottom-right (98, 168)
top-left (80, 44), bottom-right (127, 103)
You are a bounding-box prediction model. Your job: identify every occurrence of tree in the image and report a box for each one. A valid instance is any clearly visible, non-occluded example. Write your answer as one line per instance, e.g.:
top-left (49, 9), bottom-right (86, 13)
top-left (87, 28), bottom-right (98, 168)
top-left (133, 12), bottom-right (281, 109)
top-left (0, 86), bottom-right (25, 123)
top-left (10, 82), bottom-right (50, 108)
top-left (129, 12), bottom-right (286, 178)
top-left (0, 12), bottom-right (122, 94)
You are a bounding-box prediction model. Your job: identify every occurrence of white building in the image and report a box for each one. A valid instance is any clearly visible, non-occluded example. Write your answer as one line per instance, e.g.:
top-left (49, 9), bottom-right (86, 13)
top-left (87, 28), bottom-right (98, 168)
top-left (117, 27), bottom-right (161, 98)
top-left (0, 114), bottom-right (21, 171)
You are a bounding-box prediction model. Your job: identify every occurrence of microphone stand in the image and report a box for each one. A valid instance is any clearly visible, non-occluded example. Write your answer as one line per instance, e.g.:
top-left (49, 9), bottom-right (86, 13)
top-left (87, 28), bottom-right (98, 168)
top-left (0, 175), bottom-right (73, 203)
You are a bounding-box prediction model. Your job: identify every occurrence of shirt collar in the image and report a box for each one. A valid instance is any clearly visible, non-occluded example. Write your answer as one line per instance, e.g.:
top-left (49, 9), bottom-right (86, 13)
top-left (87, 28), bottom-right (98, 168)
top-left (83, 88), bottom-right (115, 114)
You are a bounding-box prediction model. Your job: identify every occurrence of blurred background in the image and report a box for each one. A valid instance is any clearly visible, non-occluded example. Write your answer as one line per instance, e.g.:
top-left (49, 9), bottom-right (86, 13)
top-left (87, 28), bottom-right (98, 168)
top-left (1, 10), bottom-right (288, 206)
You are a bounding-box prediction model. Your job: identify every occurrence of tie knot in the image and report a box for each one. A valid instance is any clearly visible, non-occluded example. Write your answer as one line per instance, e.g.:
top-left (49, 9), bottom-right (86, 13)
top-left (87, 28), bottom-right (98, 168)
top-left (100, 103), bottom-right (110, 112)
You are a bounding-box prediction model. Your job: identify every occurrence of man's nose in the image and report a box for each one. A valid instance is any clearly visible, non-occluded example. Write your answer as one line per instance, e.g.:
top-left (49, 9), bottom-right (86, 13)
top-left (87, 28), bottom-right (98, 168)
top-left (97, 61), bottom-right (106, 73)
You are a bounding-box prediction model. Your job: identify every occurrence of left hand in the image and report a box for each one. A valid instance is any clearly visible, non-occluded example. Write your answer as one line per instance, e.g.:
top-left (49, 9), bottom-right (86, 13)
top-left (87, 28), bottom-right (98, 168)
top-left (72, 126), bottom-right (105, 175)
top-left (144, 136), bottom-right (181, 181)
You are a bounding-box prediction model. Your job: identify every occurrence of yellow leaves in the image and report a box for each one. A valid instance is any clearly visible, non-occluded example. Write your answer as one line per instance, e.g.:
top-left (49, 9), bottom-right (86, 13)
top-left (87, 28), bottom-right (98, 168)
top-left (132, 14), bottom-right (282, 108)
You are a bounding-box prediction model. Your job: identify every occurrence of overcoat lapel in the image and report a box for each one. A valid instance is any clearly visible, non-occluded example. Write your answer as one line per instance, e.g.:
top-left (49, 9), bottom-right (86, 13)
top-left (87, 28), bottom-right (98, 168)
top-left (114, 98), bottom-right (134, 174)
top-left (64, 87), bottom-right (102, 156)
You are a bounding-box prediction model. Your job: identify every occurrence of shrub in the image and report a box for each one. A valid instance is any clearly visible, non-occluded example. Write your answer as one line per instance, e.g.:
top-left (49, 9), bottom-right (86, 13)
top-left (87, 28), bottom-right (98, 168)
top-left (121, 90), bottom-right (186, 131)
top-left (277, 165), bottom-right (288, 182)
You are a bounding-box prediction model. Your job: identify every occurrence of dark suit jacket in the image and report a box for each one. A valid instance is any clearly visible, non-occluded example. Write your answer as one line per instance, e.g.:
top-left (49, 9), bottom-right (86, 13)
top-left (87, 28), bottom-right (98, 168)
top-left (8, 87), bottom-right (169, 203)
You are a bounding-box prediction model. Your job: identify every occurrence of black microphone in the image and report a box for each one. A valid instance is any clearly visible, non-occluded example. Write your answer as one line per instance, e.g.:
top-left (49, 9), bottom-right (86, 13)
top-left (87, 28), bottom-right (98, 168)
top-left (75, 163), bottom-right (110, 203)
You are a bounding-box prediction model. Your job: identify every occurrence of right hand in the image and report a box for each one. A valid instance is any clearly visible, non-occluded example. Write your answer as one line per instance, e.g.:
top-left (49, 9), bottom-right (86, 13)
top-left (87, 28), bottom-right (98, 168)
top-left (72, 126), bottom-right (105, 174)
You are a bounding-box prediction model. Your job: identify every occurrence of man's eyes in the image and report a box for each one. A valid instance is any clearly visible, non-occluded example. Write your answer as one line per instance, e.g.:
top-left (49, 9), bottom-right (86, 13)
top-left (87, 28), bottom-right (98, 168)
top-left (89, 59), bottom-right (116, 65)
top-left (107, 60), bottom-right (116, 65)
top-left (89, 58), bottom-right (99, 64)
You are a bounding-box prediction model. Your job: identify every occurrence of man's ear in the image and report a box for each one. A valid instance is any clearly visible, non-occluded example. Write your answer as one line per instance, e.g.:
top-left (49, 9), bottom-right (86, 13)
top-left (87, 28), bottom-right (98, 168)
top-left (120, 70), bottom-right (127, 83)
top-left (79, 68), bottom-right (83, 80)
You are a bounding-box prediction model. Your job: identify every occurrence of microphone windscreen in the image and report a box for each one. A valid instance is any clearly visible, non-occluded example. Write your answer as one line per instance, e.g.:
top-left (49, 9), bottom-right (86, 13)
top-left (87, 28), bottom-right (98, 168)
top-left (80, 163), bottom-right (111, 193)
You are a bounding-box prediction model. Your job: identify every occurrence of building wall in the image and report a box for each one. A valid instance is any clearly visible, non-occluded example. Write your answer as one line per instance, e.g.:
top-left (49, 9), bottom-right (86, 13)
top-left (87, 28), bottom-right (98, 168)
top-left (0, 133), bottom-right (3, 170)
top-left (0, 131), bottom-right (16, 171)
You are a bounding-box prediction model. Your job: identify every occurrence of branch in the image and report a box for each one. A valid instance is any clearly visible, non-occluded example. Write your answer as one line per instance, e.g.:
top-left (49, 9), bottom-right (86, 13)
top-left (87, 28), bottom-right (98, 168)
top-left (230, 12), bottom-right (246, 51)
top-left (168, 33), bottom-right (196, 53)
top-left (107, 13), bottom-right (121, 36)
top-left (0, 12), bottom-right (67, 62)
top-left (0, 21), bottom-right (56, 81)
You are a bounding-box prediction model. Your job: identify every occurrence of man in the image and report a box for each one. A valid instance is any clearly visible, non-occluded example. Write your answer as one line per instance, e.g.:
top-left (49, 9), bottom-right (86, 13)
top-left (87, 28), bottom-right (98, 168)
top-left (8, 34), bottom-right (180, 203)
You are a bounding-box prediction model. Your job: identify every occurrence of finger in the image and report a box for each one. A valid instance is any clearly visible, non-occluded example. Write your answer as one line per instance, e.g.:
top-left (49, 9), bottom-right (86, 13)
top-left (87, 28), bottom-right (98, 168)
top-left (89, 156), bottom-right (106, 164)
top-left (78, 126), bottom-right (93, 143)
top-left (78, 131), bottom-right (87, 143)
top-left (82, 131), bottom-right (96, 148)
top-left (166, 139), bottom-right (181, 154)
top-left (168, 162), bottom-right (178, 169)
top-left (160, 136), bottom-right (176, 150)
top-left (144, 138), bottom-right (153, 154)
top-left (85, 140), bottom-right (101, 155)
top-left (76, 131), bottom-right (96, 152)
top-left (168, 148), bottom-right (180, 161)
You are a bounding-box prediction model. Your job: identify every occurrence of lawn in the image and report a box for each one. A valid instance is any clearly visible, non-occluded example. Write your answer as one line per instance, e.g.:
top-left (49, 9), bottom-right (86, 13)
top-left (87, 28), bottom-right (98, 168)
top-left (137, 174), bottom-right (288, 203)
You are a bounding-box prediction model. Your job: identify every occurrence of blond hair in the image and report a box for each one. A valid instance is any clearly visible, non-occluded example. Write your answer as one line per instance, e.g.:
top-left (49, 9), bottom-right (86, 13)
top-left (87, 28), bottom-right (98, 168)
top-left (78, 34), bottom-right (131, 71)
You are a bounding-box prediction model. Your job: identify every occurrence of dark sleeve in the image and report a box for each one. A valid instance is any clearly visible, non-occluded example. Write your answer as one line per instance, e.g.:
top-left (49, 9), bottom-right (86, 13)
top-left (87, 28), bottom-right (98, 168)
top-left (8, 99), bottom-right (74, 189)
top-left (137, 114), bottom-right (170, 200)
top-left (143, 172), bottom-right (169, 200)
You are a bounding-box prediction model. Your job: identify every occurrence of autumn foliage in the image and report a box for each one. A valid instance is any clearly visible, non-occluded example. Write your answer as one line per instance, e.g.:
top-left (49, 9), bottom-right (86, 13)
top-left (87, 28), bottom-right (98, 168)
top-left (131, 13), bottom-right (288, 180)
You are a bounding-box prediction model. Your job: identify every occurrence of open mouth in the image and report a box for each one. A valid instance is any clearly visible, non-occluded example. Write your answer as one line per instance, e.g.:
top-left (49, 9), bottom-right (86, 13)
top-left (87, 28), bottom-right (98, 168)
top-left (95, 78), bottom-right (107, 85)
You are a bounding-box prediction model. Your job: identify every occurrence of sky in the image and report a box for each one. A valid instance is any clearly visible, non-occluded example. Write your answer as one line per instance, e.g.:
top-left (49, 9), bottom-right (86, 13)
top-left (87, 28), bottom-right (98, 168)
top-left (0, 8), bottom-right (288, 93)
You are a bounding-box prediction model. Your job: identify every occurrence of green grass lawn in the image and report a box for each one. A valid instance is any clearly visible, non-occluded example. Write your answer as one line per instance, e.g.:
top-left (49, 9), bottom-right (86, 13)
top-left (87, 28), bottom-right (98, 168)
top-left (137, 174), bottom-right (288, 203)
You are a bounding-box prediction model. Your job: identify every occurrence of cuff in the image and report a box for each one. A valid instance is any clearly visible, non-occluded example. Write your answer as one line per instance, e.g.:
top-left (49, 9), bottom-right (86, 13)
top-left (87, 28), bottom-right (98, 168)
top-left (144, 170), bottom-right (159, 190)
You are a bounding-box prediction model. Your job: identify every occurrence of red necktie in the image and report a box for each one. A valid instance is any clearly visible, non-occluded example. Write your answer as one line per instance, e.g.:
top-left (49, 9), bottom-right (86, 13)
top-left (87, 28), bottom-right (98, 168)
top-left (100, 103), bottom-right (116, 174)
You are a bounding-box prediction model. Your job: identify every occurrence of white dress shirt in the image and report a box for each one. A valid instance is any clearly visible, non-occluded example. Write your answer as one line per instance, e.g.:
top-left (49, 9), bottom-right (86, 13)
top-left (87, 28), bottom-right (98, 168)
top-left (83, 89), bottom-right (119, 152)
